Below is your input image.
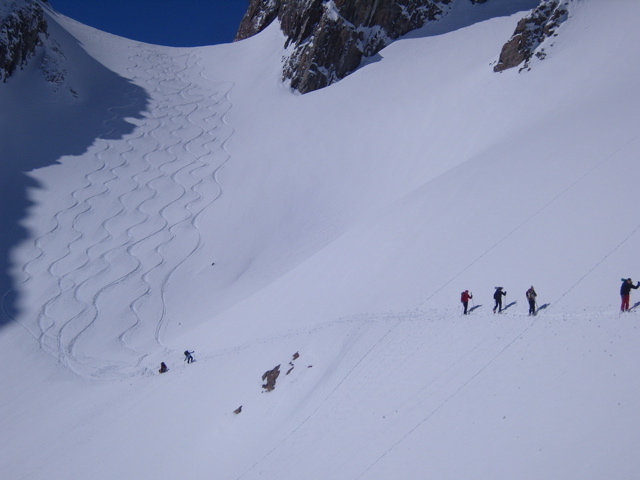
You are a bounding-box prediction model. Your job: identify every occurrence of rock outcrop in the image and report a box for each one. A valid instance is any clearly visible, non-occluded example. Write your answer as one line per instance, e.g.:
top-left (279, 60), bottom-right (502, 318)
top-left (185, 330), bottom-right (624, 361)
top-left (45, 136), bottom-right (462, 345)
top-left (262, 364), bottom-right (281, 391)
top-left (236, 0), bottom-right (455, 94)
top-left (1, 0), bottom-right (72, 94)
top-left (494, 0), bottom-right (569, 72)
top-left (0, 0), bottom-right (47, 81)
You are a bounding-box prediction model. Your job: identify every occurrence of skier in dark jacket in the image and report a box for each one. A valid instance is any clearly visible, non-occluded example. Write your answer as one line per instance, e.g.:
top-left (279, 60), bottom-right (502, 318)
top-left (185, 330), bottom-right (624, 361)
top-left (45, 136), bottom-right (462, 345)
top-left (460, 290), bottom-right (473, 314)
top-left (620, 278), bottom-right (640, 312)
top-left (159, 362), bottom-right (168, 374)
top-left (526, 286), bottom-right (537, 315)
top-left (493, 287), bottom-right (506, 313)
top-left (184, 350), bottom-right (195, 364)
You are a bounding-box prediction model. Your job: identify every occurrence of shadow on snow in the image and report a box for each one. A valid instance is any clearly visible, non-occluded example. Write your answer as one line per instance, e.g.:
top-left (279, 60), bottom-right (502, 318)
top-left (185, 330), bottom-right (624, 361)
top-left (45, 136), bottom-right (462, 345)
top-left (502, 301), bottom-right (517, 312)
top-left (0, 20), bottom-right (150, 329)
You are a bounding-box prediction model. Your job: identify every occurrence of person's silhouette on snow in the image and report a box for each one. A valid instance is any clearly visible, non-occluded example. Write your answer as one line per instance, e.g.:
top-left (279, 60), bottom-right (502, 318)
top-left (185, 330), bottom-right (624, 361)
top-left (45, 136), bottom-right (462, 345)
top-left (526, 286), bottom-right (537, 315)
top-left (460, 290), bottom-right (473, 314)
top-left (184, 351), bottom-right (194, 364)
top-left (493, 287), bottom-right (506, 313)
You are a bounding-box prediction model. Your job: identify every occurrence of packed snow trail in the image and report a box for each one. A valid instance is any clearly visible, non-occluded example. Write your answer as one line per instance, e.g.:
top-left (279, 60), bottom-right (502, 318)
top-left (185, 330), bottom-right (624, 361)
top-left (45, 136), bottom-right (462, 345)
top-left (16, 47), bottom-right (233, 378)
top-left (231, 308), bottom-right (561, 480)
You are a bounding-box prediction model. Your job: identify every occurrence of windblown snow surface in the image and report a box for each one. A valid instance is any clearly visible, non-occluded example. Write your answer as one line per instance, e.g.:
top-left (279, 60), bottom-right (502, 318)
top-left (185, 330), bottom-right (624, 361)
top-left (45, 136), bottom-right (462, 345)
top-left (2, 1), bottom-right (640, 478)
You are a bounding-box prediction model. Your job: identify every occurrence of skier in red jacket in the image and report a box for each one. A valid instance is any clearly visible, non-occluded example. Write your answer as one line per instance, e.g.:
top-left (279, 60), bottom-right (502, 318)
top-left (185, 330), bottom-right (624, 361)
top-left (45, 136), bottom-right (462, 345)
top-left (460, 290), bottom-right (473, 314)
top-left (620, 278), bottom-right (640, 312)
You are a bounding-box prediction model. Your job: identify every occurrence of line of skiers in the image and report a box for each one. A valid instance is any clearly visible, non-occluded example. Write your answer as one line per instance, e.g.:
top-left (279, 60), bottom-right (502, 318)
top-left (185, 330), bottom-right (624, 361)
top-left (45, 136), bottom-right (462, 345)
top-left (462, 278), bottom-right (640, 316)
top-left (158, 281), bottom-right (640, 374)
top-left (460, 286), bottom-right (537, 315)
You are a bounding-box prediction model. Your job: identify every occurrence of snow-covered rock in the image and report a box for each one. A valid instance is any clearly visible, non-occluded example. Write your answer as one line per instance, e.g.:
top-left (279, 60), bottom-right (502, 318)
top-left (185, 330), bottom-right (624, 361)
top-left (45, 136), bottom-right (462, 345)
top-left (494, 0), bottom-right (569, 72)
top-left (236, 0), bottom-right (453, 93)
top-left (0, 0), bottom-right (47, 81)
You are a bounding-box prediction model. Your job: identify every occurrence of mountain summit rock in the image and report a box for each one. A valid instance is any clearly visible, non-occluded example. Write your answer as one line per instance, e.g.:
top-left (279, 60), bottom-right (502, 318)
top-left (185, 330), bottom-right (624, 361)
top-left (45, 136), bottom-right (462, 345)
top-left (0, 0), bottom-right (47, 81)
top-left (494, 0), bottom-right (569, 72)
top-left (236, 0), bottom-right (461, 94)
top-left (235, 0), bottom-right (572, 94)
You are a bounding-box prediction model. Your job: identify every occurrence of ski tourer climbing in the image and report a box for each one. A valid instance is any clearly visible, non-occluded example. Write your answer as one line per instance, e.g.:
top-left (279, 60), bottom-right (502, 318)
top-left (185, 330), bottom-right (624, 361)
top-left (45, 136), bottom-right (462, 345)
top-left (184, 350), bottom-right (195, 364)
top-left (620, 278), bottom-right (640, 312)
top-left (526, 286), bottom-right (537, 315)
top-left (460, 290), bottom-right (473, 314)
top-left (493, 287), bottom-right (506, 313)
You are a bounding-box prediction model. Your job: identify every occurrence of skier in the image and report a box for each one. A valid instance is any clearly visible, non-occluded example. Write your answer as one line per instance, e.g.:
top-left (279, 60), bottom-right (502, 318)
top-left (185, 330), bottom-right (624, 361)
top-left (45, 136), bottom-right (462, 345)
top-left (493, 287), bottom-right (507, 313)
top-left (184, 350), bottom-right (195, 364)
top-left (620, 278), bottom-right (640, 312)
top-left (526, 286), bottom-right (537, 315)
top-left (460, 290), bottom-right (473, 314)
top-left (159, 362), bottom-right (168, 374)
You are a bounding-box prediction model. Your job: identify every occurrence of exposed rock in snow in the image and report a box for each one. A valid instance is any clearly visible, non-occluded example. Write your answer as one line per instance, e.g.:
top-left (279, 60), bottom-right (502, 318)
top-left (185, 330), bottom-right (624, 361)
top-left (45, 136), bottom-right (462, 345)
top-left (494, 0), bottom-right (569, 72)
top-left (0, 0), bottom-right (47, 81)
top-left (234, 0), bottom-right (281, 43)
top-left (262, 364), bottom-right (281, 391)
top-left (0, 0), bottom-right (71, 94)
top-left (236, 0), bottom-right (454, 94)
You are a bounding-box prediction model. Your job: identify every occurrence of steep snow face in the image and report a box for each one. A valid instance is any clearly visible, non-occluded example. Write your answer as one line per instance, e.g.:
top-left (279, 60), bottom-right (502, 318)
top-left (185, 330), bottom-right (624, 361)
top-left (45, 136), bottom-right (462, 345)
top-left (2, 1), bottom-right (640, 479)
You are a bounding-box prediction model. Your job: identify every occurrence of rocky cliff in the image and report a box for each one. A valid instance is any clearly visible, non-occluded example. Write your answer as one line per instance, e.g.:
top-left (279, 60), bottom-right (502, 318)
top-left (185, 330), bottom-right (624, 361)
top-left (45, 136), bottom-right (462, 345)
top-left (236, 0), bottom-right (461, 94)
top-left (1, 0), bottom-right (71, 94)
top-left (236, 0), bottom-right (574, 93)
top-left (0, 0), bottom-right (47, 81)
top-left (493, 0), bottom-right (569, 72)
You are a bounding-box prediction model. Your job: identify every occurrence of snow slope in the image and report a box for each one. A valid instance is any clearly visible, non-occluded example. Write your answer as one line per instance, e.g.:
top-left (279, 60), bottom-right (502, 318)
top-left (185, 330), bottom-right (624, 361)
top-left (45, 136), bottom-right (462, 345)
top-left (2, 0), bottom-right (640, 478)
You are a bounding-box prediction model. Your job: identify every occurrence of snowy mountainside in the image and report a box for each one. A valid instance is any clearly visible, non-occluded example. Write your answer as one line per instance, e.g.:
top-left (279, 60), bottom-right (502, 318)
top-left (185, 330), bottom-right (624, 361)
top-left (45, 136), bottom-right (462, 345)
top-left (2, 1), bottom-right (640, 479)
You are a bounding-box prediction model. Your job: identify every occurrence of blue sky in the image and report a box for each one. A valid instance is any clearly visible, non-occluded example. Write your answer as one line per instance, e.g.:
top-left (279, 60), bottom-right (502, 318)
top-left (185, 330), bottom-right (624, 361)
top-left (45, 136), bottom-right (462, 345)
top-left (48, 0), bottom-right (250, 47)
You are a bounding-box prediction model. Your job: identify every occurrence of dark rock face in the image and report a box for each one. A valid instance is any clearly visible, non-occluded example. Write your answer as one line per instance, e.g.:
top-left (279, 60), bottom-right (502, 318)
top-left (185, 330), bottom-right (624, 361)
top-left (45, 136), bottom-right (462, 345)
top-left (236, 0), bottom-right (453, 94)
top-left (0, 0), bottom-right (48, 81)
top-left (235, 0), bottom-right (282, 42)
top-left (494, 0), bottom-right (568, 72)
top-left (262, 364), bottom-right (281, 391)
top-left (235, 0), bottom-right (573, 90)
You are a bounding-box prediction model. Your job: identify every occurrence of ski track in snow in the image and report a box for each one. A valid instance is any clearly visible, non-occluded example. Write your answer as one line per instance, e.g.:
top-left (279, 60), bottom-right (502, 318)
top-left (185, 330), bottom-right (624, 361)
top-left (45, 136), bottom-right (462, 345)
top-left (10, 52), bottom-right (636, 384)
top-left (231, 307), bottom-right (578, 479)
top-left (232, 303), bottom-right (632, 479)
top-left (16, 46), bottom-right (234, 379)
